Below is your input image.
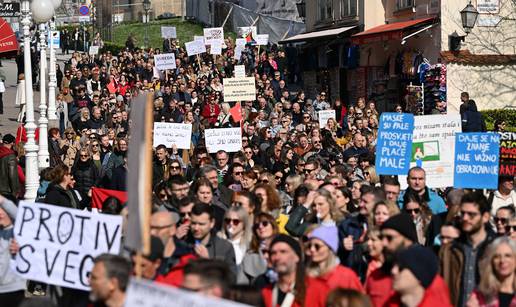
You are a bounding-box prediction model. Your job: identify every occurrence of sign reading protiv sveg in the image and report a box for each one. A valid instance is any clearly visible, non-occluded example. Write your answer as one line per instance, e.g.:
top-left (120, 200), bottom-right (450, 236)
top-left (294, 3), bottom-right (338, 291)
top-left (0, 3), bottom-right (20, 17)
top-left (499, 132), bottom-right (516, 176)
top-left (12, 201), bottom-right (123, 291)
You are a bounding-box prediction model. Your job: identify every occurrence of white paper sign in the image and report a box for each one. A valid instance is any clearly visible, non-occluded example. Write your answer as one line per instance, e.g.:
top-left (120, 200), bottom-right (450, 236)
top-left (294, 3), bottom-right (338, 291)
top-left (318, 110), bottom-right (336, 127)
top-left (234, 65), bottom-right (246, 78)
top-left (185, 40), bottom-right (206, 56)
top-left (223, 77), bottom-right (256, 102)
top-left (154, 53), bottom-right (177, 70)
top-left (12, 201), bottom-right (123, 291)
top-left (153, 122), bottom-right (192, 149)
top-left (205, 128), bottom-right (242, 153)
top-left (210, 40), bottom-right (222, 55)
top-left (234, 45), bottom-right (244, 60)
top-left (203, 27), bottom-right (224, 45)
top-left (255, 34), bottom-right (269, 46)
top-left (235, 38), bottom-right (246, 46)
top-left (89, 46), bottom-right (99, 55)
top-left (194, 36), bottom-right (205, 44)
top-left (48, 31), bottom-right (60, 49)
top-left (161, 26), bottom-right (177, 38)
top-left (125, 278), bottom-right (250, 307)
top-left (399, 114), bottom-right (462, 189)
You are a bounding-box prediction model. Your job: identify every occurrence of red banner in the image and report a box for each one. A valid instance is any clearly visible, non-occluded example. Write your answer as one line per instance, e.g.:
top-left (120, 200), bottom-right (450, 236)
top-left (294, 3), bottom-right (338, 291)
top-left (0, 17), bottom-right (18, 54)
top-left (91, 187), bottom-right (128, 210)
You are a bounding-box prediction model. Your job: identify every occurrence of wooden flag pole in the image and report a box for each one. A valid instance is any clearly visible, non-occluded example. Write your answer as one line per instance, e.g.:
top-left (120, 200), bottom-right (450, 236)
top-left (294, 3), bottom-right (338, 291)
top-left (141, 92), bottom-right (154, 255)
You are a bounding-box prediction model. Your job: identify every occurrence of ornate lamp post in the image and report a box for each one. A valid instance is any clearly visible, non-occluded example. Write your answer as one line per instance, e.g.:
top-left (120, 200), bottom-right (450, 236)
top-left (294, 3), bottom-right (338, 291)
top-left (47, 0), bottom-right (63, 127)
top-left (143, 0), bottom-right (151, 48)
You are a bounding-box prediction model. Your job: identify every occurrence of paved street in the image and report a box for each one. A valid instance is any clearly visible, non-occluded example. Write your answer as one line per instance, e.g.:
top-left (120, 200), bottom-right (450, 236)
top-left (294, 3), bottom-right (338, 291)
top-left (0, 52), bottom-right (71, 136)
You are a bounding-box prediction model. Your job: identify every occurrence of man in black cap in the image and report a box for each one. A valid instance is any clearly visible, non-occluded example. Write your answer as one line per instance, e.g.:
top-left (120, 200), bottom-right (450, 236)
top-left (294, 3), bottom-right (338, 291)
top-left (0, 134), bottom-right (19, 202)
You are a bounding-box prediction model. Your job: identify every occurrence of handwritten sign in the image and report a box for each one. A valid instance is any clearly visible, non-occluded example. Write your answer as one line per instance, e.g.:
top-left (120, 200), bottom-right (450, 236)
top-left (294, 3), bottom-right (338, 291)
top-left (185, 40), bottom-right (206, 56)
top-left (161, 26), bottom-right (177, 38)
top-left (205, 128), bottom-right (242, 153)
top-left (203, 27), bottom-right (224, 45)
top-left (255, 34), bottom-right (269, 46)
top-left (223, 77), bottom-right (256, 102)
top-left (153, 122), bottom-right (192, 149)
top-left (12, 201), bottom-right (122, 291)
top-left (454, 133), bottom-right (500, 189)
top-left (499, 132), bottom-right (516, 176)
top-left (234, 65), bottom-right (245, 78)
top-left (235, 38), bottom-right (246, 46)
top-left (399, 114), bottom-right (462, 189)
top-left (318, 110), bottom-right (336, 128)
top-left (125, 278), bottom-right (250, 307)
top-left (375, 113), bottom-right (415, 175)
top-left (89, 46), bottom-right (99, 55)
top-left (154, 53), bottom-right (177, 70)
top-left (234, 45), bottom-right (244, 60)
top-left (210, 40), bottom-right (222, 55)
top-left (194, 36), bottom-right (205, 43)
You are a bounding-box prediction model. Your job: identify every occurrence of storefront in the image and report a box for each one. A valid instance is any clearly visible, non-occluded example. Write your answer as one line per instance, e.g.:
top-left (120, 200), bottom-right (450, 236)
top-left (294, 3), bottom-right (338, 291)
top-left (349, 17), bottom-right (445, 114)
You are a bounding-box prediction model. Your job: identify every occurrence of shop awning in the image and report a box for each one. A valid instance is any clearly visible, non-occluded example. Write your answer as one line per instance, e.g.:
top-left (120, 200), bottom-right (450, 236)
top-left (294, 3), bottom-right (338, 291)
top-left (0, 17), bottom-right (18, 54)
top-left (351, 17), bottom-right (436, 45)
top-left (279, 26), bottom-right (357, 44)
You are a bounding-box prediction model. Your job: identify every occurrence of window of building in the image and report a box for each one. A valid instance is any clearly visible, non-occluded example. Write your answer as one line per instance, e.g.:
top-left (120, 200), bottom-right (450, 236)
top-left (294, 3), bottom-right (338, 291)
top-left (318, 0), bottom-right (333, 21)
top-left (396, 0), bottom-right (414, 10)
top-left (340, 0), bottom-right (357, 17)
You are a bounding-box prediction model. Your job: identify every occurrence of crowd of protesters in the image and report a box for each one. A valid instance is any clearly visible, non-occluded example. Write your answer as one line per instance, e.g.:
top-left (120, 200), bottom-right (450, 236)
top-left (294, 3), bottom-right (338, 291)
top-left (0, 32), bottom-right (515, 307)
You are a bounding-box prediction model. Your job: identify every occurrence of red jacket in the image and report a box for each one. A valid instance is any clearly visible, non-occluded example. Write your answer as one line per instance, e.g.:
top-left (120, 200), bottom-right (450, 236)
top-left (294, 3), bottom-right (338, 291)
top-left (262, 277), bottom-right (327, 307)
top-left (314, 265), bottom-right (364, 293)
top-left (201, 103), bottom-right (221, 125)
top-left (155, 253), bottom-right (197, 287)
top-left (16, 124), bottom-right (40, 145)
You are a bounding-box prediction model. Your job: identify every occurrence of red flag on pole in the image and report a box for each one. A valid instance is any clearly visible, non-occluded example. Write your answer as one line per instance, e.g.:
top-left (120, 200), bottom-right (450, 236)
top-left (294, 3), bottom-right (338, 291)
top-left (230, 102), bottom-right (243, 123)
top-left (91, 187), bottom-right (128, 210)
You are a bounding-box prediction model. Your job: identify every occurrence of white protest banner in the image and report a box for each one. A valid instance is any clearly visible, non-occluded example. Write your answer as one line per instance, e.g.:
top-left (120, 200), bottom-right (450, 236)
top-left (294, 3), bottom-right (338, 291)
top-left (234, 45), bottom-right (244, 60)
top-left (153, 122), bottom-right (192, 149)
top-left (210, 40), bottom-right (222, 55)
top-left (255, 34), bottom-right (269, 46)
top-left (235, 38), bottom-right (246, 46)
top-left (318, 110), bottom-right (336, 127)
top-left (161, 26), bottom-right (177, 38)
top-left (399, 114), bottom-right (462, 189)
top-left (185, 40), bottom-right (206, 56)
top-left (234, 65), bottom-right (246, 78)
top-left (89, 46), bottom-right (99, 55)
top-left (205, 128), bottom-right (242, 153)
top-left (154, 53), bottom-right (177, 70)
top-left (194, 35), bottom-right (205, 43)
top-left (203, 27), bottom-right (224, 45)
top-left (125, 278), bottom-right (250, 307)
top-left (12, 201), bottom-right (122, 291)
top-left (223, 77), bottom-right (256, 102)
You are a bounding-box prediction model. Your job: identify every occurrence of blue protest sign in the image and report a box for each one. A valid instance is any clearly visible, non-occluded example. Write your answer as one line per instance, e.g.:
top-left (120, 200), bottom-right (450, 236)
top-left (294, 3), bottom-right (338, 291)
top-left (454, 132), bottom-right (500, 189)
top-left (375, 112), bottom-right (415, 175)
top-left (48, 31), bottom-right (60, 48)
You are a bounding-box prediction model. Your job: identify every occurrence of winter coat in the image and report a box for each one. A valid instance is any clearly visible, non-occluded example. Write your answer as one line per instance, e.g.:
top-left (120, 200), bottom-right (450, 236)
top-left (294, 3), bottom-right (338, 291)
top-left (237, 251), bottom-right (267, 285)
top-left (337, 213), bottom-right (369, 281)
top-left (0, 145), bottom-right (20, 197)
top-left (262, 277), bottom-right (327, 307)
top-left (313, 265), bottom-right (364, 293)
top-left (469, 289), bottom-right (516, 307)
top-left (72, 159), bottom-right (99, 197)
top-left (59, 139), bottom-right (81, 169)
top-left (103, 150), bottom-right (126, 180)
top-left (44, 183), bottom-right (77, 209)
top-left (462, 102), bottom-right (487, 132)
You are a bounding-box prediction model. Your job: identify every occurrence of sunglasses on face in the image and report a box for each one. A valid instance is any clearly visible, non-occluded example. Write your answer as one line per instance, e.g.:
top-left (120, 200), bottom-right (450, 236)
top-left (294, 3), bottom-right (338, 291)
top-left (253, 220), bottom-right (270, 230)
top-left (224, 218), bottom-right (241, 226)
top-left (80, 154), bottom-right (89, 158)
top-left (405, 208), bottom-right (420, 214)
top-left (304, 168), bottom-right (315, 173)
top-left (305, 241), bottom-right (324, 251)
top-left (179, 212), bottom-right (191, 218)
top-left (259, 179), bottom-right (269, 183)
top-left (495, 217), bottom-right (509, 224)
top-left (506, 225), bottom-right (516, 232)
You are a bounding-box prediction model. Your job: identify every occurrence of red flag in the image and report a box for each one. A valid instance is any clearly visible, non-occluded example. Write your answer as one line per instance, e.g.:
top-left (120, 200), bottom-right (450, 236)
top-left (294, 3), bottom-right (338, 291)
top-left (245, 31), bottom-right (256, 45)
top-left (91, 187), bottom-right (128, 210)
top-left (107, 81), bottom-right (117, 94)
top-left (230, 102), bottom-right (243, 123)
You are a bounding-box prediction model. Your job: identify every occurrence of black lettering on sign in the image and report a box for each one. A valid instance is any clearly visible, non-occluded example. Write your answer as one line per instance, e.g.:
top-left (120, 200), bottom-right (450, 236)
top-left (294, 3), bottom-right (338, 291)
top-left (35, 207), bottom-right (54, 242)
top-left (16, 244), bottom-right (34, 274)
top-left (75, 214), bottom-right (90, 246)
top-left (63, 250), bottom-right (79, 284)
top-left (44, 249), bottom-right (61, 276)
top-left (18, 206), bottom-right (34, 236)
top-left (79, 255), bottom-right (94, 287)
top-left (104, 223), bottom-right (121, 251)
top-left (57, 211), bottom-right (74, 244)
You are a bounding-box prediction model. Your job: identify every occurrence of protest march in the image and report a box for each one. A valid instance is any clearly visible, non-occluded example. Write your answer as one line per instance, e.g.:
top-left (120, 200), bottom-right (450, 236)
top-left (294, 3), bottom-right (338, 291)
top-left (0, 1), bottom-right (515, 307)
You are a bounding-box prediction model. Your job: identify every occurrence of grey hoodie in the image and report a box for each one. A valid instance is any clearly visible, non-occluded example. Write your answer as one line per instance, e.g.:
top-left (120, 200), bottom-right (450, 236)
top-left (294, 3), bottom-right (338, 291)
top-left (0, 197), bottom-right (26, 293)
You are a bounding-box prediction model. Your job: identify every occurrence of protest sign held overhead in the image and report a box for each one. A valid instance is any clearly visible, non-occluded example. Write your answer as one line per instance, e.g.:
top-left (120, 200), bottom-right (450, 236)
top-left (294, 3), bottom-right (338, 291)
top-left (318, 110), bottom-right (336, 128)
top-left (238, 26), bottom-right (257, 44)
top-left (161, 26), bottom-right (177, 38)
top-left (255, 34), bottom-right (269, 46)
top-left (234, 65), bottom-right (246, 78)
top-left (152, 122), bottom-right (192, 149)
top-left (154, 53), bottom-right (176, 71)
top-left (185, 40), bottom-right (206, 56)
top-left (223, 77), bottom-right (256, 102)
top-left (89, 46), bottom-right (99, 55)
top-left (12, 201), bottom-right (122, 291)
top-left (205, 128), bottom-right (242, 153)
top-left (454, 132), bottom-right (500, 189)
top-left (499, 132), bottom-right (516, 176)
top-left (210, 40), bottom-right (223, 55)
top-left (375, 113), bottom-right (415, 175)
top-left (399, 114), bottom-right (462, 189)
top-left (203, 27), bottom-right (224, 45)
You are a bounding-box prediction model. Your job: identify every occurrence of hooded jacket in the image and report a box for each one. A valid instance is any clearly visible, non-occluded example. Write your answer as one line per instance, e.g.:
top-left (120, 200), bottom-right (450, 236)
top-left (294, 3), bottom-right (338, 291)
top-left (0, 146), bottom-right (20, 197)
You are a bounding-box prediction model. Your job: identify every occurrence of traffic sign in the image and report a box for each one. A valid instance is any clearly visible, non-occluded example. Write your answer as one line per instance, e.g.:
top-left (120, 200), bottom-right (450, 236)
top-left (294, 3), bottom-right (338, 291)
top-left (79, 5), bottom-right (89, 16)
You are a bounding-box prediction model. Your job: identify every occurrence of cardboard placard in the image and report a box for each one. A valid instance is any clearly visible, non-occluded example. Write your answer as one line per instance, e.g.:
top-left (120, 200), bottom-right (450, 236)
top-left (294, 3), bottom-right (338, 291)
top-left (205, 128), bottom-right (242, 153)
top-left (223, 77), bottom-right (256, 102)
top-left (154, 53), bottom-right (177, 70)
top-left (203, 27), bottom-right (224, 45)
top-left (255, 34), bottom-right (269, 46)
top-left (152, 122), bottom-right (192, 149)
top-left (210, 40), bottom-right (223, 55)
top-left (234, 65), bottom-right (246, 78)
top-left (499, 132), bottom-right (516, 176)
top-left (161, 26), bottom-right (177, 38)
top-left (318, 110), bottom-right (336, 128)
top-left (12, 201), bottom-right (122, 291)
top-left (185, 40), bottom-right (206, 56)
top-left (89, 46), bottom-right (99, 55)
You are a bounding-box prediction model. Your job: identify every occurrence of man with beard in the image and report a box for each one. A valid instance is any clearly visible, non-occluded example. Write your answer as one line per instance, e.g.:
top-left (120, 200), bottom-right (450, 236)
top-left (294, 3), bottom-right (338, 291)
top-left (89, 254), bottom-right (131, 307)
top-left (440, 191), bottom-right (494, 306)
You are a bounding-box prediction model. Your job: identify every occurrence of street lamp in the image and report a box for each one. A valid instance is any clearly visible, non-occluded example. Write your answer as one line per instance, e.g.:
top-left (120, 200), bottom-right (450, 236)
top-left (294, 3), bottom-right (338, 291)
top-left (33, 0), bottom-right (55, 170)
top-left (449, 1), bottom-right (479, 51)
top-left (143, 0), bottom-right (151, 48)
top-left (47, 0), bottom-right (63, 127)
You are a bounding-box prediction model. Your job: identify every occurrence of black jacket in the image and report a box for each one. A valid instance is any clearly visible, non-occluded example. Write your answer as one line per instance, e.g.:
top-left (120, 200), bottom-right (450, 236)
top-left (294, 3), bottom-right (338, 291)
top-left (0, 146), bottom-right (20, 197)
top-left (44, 183), bottom-right (77, 208)
top-left (72, 160), bottom-right (99, 197)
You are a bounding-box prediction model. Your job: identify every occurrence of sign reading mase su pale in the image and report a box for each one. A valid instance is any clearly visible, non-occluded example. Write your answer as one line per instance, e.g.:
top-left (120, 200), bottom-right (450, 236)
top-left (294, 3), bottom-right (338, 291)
top-left (454, 132), bottom-right (500, 189)
top-left (12, 201), bottom-right (122, 291)
top-left (375, 113), bottom-right (414, 175)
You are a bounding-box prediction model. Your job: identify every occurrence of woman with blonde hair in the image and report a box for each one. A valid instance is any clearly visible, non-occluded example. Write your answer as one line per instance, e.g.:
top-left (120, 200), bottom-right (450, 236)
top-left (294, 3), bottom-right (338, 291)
top-left (60, 127), bottom-right (81, 168)
top-left (468, 237), bottom-right (516, 307)
top-left (217, 206), bottom-right (253, 266)
top-left (363, 166), bottom-right (380, 186)
top-left (372, 201), bottom-right (400, 227)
